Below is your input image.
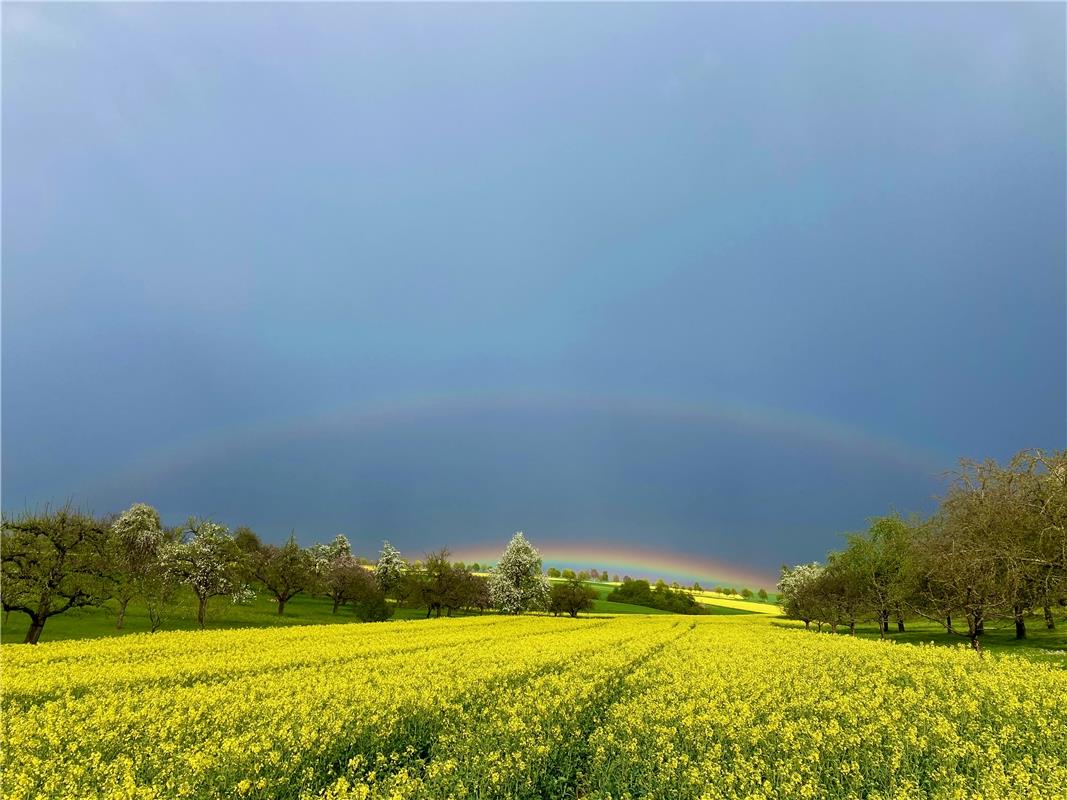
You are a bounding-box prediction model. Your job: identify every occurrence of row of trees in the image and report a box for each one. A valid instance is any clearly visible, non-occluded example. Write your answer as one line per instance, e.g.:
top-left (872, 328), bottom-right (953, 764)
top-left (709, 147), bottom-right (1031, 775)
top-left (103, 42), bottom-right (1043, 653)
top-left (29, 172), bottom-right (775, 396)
top-left (778, 449), bottom-right (1067, 652)
top-left (1, 506), bottom-right (566, 643)
top-left (0, 503), bottom-right (397, 643)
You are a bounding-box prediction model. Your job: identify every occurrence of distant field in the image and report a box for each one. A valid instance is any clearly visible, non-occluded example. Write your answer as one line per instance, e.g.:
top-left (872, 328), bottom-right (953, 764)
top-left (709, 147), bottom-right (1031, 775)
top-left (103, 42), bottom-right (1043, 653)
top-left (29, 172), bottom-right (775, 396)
top-left (690, 592), bottom-right (781, 614)
top-left (4, 614), bottom-right (1064, 800)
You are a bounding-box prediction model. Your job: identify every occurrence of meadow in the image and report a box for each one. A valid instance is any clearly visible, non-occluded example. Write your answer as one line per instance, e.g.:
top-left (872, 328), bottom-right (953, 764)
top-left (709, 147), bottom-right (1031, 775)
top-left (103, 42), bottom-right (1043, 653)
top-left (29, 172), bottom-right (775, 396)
top-left (0, 582), bottom-right (682, 644)
top-left (3, 614), bottom-right (1065, 800)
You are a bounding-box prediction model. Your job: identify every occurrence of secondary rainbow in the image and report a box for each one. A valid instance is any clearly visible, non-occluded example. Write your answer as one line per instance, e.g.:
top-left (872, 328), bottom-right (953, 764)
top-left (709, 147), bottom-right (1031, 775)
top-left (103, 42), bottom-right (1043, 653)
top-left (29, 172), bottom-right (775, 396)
top-left (79, 388), bottom-right (953, 498)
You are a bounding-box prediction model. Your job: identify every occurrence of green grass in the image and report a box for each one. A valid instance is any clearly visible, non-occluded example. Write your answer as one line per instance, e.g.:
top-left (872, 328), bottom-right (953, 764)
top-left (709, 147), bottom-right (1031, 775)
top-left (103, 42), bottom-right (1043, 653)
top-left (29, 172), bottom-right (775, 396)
top-left (590, 599), bottom-right (671, 615)
top-left (769, 616), bottom-right (1067, 663)
top-left (1, 582), bottom-right (667, 643)
top-left (1, 589), bottom-right (380, 644)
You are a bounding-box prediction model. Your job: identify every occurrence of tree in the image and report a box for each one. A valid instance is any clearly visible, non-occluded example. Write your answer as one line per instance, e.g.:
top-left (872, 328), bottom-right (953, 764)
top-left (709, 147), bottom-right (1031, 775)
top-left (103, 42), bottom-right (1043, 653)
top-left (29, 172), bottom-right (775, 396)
top-left (108, 503), bottom-right (171, 630)
top-left (816, 549), bottom-right (866, 635)
top-left (843, 515), bottom-right (914, 637)
top-left (462, 573), bottom-right (492, 613)
top-left (408, 549), bottom-right (464, 618)
top-left (757, 588), bottom-right (768, 600)
top-left (612, 574), bottom-right (620, 583)
top-left (907, 462), bottom-right (1021, 653)
top-left (160, 519), bottom-right (253, 629)
top-left (777, 563), bottom-right (824, 629)
top-left (561, 568), bottom-right (576, 580)
top-left (1, 505), bottom-right (111, 644)
top-left (254, 534), bottom-right (314, 615)
top-left (374, 541), bottom-right (406, 597)
top-left (319, 554), bottom-right (371, 613)
top-left (740, 588), bottom-right (753, 599)
top-left (1008, 450), bottom-right (1067, 633)
top-left (489, 532), bottom-right (550, 614)
top-left (693, 582), bottom-right (703, 592)
top-left (549, 578), bottom-right (598, 617)
top-left (547, 567), bottom-right (561, 578)
top-left (233, 526), bottom-right (263, 555)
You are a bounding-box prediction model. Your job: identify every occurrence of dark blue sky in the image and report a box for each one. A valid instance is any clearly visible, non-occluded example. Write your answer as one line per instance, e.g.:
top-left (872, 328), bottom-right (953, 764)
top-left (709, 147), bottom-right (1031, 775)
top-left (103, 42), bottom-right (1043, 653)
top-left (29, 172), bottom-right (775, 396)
top-left (3, 3), bottom-right (1064, 582)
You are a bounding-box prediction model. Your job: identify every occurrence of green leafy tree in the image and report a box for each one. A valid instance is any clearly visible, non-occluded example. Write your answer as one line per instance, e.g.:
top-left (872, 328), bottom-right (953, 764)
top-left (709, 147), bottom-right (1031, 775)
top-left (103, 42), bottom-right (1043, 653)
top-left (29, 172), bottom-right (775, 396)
top-left (233, 526), bottom-right (263, 555)
top-left (549, 578), bottom-right (598, 617)
top-left (1, 505), bottom-right (111, 644)
top-left (254, 534), bottom-right (314, 615)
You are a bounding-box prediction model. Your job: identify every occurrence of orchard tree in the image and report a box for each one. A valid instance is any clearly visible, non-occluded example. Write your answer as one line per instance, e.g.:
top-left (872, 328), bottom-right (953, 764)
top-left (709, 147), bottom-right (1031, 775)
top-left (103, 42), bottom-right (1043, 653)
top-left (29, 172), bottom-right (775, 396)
top-left (549, 578), bottom-right (597, 617)
top-left (777, 563), bottom-right (824, 629)
top-left (1013, 449), bottom-right (1066, 630)
top-left (757, 588), bottom-right (768, 601)
top-left (160, 519), bottom-right (253, 629)
top-left (108, 503), bottom-right (172, 630)
top-left (489, 531), bottom-right (550, 614)
top-left (907, 463), bottom-right (1020, 652)
top-left (255, 534), bottom-right (314, 615)
top-left (374, 541), bottom-right (406, 597)
top-left (320, 554), bottom-right (371, 613)
top-left (845, 515), bottom-right (914, 636)
top-left (1, 505), bottom-right (110, 644)
top-left (233, 526), bottom-right (263, 555)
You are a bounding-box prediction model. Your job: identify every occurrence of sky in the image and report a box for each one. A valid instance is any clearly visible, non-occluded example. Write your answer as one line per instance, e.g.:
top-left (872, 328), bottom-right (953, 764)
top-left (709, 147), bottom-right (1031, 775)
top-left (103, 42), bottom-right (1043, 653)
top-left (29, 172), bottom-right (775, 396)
top-left (3, 3), bottom-right (1064, 588)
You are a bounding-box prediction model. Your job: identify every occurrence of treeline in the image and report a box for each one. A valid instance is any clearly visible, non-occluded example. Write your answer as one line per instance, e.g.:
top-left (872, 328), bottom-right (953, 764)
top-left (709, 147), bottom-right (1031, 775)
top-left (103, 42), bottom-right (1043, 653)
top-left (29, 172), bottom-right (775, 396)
top-left (608, 578), bottom-right (706, 614)
top-left (778, 449), bottom-right (1067, 652)
top-left (1, 506), bottom-right (567, 643)
top-left (546, 568), bottom-right (771, 602)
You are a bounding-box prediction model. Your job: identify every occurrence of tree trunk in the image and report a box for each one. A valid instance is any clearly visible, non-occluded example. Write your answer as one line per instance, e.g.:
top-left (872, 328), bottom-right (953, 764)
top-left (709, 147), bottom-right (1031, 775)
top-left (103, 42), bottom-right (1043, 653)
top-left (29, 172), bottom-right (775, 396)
top-left (880, 610), bottom-right (889, 637)
top-left (849, 620), bottom-right (856, 636)
top-left (896, 612), bottom-right (905, 633)
top-left (830, 621), bottom-right (838, 634)
top-left (803, 619), bottom-right (810, 630)
top-left (277, 598), bottom-right (287, 615)
top-left (332, 598), bottom-right (341, 614)
top-left (24, 618), bottom-right (45, 645)
top-left (116, 597), bottom-right (130, 630)
top-left (1044, 605), bottom-right (1055, 630)
top-left (976, 617), bottom-right (984, 634)
top-left (946, 614), bottom-right (954, 633)
top-left (197, 594), bottom-right (209, 629)
top-left (1014, 605), bottom-right (1026, 639)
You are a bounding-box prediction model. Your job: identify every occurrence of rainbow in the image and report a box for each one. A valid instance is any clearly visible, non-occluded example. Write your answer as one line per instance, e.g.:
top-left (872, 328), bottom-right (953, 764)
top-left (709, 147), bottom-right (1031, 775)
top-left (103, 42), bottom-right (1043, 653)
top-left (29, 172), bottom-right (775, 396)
top-left (452, 540), bottom-right (780, 591)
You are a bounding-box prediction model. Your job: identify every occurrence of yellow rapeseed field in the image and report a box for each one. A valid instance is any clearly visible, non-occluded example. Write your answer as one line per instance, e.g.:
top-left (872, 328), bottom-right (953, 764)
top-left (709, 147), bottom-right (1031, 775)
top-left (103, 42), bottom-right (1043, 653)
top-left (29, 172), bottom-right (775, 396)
top-left (2, 615), bottom-right (1065, 800)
